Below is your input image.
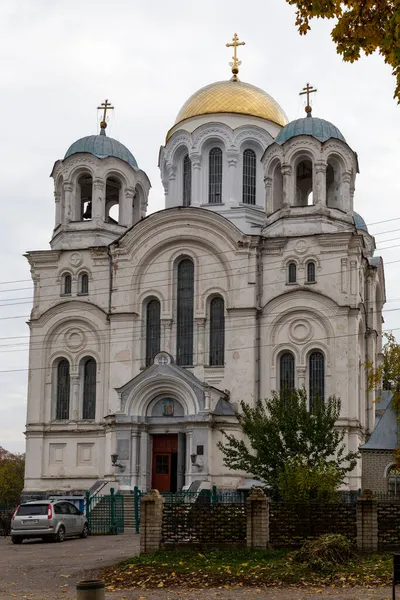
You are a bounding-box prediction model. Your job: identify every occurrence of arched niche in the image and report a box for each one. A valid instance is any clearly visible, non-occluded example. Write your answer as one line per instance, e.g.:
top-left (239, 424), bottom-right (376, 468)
top-left (295, 159), bottom-right (313, 206)
top-left (326, 155), bottom-right (344, 210)
top-left (148, 397), bottom-right (185, 417)
top-left (272, 161), bottom-right (283, 212)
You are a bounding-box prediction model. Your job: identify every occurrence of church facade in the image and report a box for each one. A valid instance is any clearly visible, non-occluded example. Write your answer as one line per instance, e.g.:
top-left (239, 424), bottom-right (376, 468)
top-left (23, 39), bottom-right (385, 496)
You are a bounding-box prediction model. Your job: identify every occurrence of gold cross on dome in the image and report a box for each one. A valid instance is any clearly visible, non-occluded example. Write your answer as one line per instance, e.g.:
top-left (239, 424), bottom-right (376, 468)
top-left (299, 83), bottom-right (317, 115)
top-left (226, 33), bottom-right (246, 81)
top-left (97, 99), bottom-right (114, 130)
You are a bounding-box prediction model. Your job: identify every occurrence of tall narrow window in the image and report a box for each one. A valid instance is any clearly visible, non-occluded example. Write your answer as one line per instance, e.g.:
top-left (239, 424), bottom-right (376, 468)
top-left (82, 358), bottom-right (96, 420)
top-left (288, 262), bottom-right (297, 284)
top-left (309, 351), bottom-right (325, 409)
top-left (63, 274), bottom-right (72, 295)
top-left (56, 359), bottom-right (70, 420)
top-left (280, 352), bottom-right (295, 393)
top-left (79, 273), bottom-right (89, 294)
top-left (209, 147), bottom-right (222, 204)
top-left (243, 149), bottom-right (256, 205)
top-left (183, 154), bottom-right (192, 207)
top-left (146, 299), bottom-right (161, 367)
top-left (209, 297), bottom-right (225, 366)
top-left (307, 261), bottom-right (316, 283)
top-left (176, 259), bottom-right (194, 366)
top-left (78, 174), bottom-right (93, 220)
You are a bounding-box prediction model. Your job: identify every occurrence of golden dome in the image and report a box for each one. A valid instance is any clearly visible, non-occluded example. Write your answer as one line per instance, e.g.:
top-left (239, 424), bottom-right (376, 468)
top-left (168, 79), bottom-right (288, 139)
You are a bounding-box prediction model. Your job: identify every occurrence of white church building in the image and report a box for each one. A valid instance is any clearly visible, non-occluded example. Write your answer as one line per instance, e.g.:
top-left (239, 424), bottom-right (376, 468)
top-left (23, 36), bottom-right (385, 497)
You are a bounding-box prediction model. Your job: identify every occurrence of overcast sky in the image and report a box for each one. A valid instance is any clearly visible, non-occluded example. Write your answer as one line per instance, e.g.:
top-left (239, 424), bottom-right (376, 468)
top-left (1, 0), bottom-right (399, 453)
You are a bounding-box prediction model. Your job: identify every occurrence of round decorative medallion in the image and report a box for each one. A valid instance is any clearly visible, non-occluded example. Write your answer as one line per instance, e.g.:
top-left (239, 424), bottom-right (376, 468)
top-left (294, 240), bottom-right (308, 255)
top-left (64, 328), bottom-right (86, 351)
top-left (288, 319), bottom-right (313, 344)
top-left (70, 252), bottom-right (83, 267)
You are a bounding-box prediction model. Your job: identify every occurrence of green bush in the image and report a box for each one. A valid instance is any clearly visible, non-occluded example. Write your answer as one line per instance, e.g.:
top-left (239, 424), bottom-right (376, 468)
top-left (294, 534), bottom-right (354, 572)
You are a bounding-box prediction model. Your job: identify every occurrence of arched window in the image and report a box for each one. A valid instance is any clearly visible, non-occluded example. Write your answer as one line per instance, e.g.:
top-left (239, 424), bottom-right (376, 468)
top-left (63, 274), bottom-right (72, 295)
top-left (82, 358), bottom-right (96, 420)
top-left (280, 352), bottom-right (295, 393)
top-left (56, 359), bottom-right (70, 420)
top-left (183, 154), bottom-right (192, 207)
top-left (307, 261), bottom-right (316, 283)
top-left (146, 299), bottom-right (161, 367)
top-left (78, 174), bottom-right (93, 220)
top-left (296, 160), bottom-right (313, 206)
top-left (176, 259), bottom-right (194, 366)
top-left (388, 466), bottom-right (400, 496)
top-left (79, 272), bottom-right (89, 295)
top-left (209, 147), bottom-right (222, 204)
top-left (209, 297), bottom-right (225, 366)
top-left (105, 176), bottom-right (122, 224)
top-left (309, 351), bottom-right (325, 409)
top-left (243, 149), bottom-right (256, 205)
top-left (288, 262), bottom-right (297, 284)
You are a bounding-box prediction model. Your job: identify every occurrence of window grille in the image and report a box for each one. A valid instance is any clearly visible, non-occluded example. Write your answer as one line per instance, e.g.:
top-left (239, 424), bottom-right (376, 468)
top-left (176, 259), bottom-right (194, 365)
top-left (209, 297), bottom-right (225, 366)
top-left (280, 352), bottom-right (295, 392)
top-left (80, 273), bottom-right (89, 294)
top-left (242, 149), bottom-right (256, 205)
top-left (288, 262), bottom-right (297, 283)
top-left (63, 274), bottom-right (72, 295)
top-left (307, 262), bottom-right (316, 283)
top-left (82, 358), bottom-right (96, 420)
top-left (56, 359), bottom-right (70, 420)
top-left (388, 466), bottom-right (400, 496)
top-left (209, 148), bottom-right (222, 204)
top-left (309, 351), bottom-right (325, 409)
top-left (183, 154), bottom-right (192, 207)
top-left (146, 299), bottom-right (161, 367)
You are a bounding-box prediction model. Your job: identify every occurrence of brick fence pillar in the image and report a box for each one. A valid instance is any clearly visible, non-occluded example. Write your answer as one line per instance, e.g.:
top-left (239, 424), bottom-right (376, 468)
top-left (140, 489), bottom-right (164, 554)
top-left (246, 488), bottom-right (269, 549)
top-left (357, 494), bottom-right (378, 552)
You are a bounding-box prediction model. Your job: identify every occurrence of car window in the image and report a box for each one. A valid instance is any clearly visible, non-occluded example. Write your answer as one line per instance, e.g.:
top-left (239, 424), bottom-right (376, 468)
top-left (54, 502), bottom-right (69, 515)
top-left (17, 504), bottom-right (48, 516)
top-left (66, 503), bottom-right (80, 515)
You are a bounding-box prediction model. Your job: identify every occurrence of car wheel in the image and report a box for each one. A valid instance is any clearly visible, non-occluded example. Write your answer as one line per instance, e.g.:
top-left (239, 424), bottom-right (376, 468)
top-left (80, 523), bottom-right (89, 539)
top-left (11, 536), bottom-right (23, 544)
top-left (55, 526), bottom-right (65, 543)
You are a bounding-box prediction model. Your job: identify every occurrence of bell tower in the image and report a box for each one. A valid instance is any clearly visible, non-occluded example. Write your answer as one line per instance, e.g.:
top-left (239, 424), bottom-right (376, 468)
top-left (50, 101), bottom-right (151, 250)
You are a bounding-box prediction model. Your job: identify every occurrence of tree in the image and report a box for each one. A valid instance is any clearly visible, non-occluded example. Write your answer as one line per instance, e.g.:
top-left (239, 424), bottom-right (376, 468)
top-left (286, 1), bottom-right (400, 102)
top-left (277, 456), bottom-right (343, 502)
top-left (217, 389), bottom-right (358, 496)
top-left (0, 447), bottom-right (25, 506)
top-left (367, 331), bottom-right (400, 465)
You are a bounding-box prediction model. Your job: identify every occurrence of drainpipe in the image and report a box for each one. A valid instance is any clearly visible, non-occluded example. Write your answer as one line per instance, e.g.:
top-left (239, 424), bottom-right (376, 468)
top-left (255, 238), bottom-right (263, 402)
top-left (364, 264), bottom-right (370, 434)
top-left (106, 246), bottom-right (113, 320)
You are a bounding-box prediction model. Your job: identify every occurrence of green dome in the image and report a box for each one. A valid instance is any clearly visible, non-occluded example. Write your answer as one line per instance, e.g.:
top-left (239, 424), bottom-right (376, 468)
top-left (275, 116), bottom-right (346, 145)
top-left (64, 132), bottom-right (138, 168)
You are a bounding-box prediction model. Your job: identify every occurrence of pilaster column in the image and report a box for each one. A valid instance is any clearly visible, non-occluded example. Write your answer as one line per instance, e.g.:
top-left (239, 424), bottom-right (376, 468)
top-left (195, 318), bottom-right (206, 365)
top-left (121, 186), bottom-right (135, 227)
top-left (264, 176), bottom-right (272, 214)
top-left (54, 191), bottom-right (62, 226)
top-left (92, 178), bottom-right (105, 221)
top-left (161, 318), bottom-right (173, 354)
top-left (297, 367), bottom-right (306, 389)
top-left (227, 151), bottom-right (239, 205)
top-left (189, 152), bottom-right (202, 207)
top-left (281, 164), bottom-right (292, 207)
top-left (131, 431), bottom-right (139, 488)
top-left (63, 182), bottom-right (74, 222)
top-left (341, 258), bottom-right (348, 293)
top-left (140, 429), bottom-right (149, 490)
top-left (186, 431), bottom-right (194, 482)
top-left (167, 165), bottom-right (177, 206)
top-left (350, 260), bottom-right (357, 296)
top-left (315, 162), bottom-right (327, 206)
top-left (342, 172), bottom-right (352, 210)
top-left (70, 373), bottom-right (80, 421)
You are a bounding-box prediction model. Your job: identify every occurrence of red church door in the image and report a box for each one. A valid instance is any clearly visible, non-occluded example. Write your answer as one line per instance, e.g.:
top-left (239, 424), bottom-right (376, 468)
top-left (152, 434), bottom-right (178, 492)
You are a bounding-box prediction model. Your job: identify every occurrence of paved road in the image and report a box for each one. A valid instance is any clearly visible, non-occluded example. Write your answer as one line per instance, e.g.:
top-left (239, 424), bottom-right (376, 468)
top-left (0, 533), bottom-right (139, 599)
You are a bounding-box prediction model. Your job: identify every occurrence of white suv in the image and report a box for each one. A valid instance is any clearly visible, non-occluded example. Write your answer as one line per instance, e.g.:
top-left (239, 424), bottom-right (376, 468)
top-left (11, 500), bottom-right (89, 544)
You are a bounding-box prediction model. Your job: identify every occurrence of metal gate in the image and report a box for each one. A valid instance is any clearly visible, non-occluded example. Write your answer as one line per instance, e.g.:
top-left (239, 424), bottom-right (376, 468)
top-left (85, 488), bottom-right (124, 535)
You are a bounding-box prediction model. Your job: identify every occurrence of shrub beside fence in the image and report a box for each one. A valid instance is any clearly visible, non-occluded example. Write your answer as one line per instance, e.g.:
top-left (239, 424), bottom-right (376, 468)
top-left (0, 505), bottom-right (14, 536)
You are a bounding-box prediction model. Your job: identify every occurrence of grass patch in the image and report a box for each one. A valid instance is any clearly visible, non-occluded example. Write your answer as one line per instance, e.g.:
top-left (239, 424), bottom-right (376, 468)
top-left (100, 548), bottom-right (393, 590)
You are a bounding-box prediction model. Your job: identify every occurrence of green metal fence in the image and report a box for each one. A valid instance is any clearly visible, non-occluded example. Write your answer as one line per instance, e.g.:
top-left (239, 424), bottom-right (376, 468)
top-left (132, 486), bottom-right (246, 534)
top-left (85, 488), bottom-right (124, 535)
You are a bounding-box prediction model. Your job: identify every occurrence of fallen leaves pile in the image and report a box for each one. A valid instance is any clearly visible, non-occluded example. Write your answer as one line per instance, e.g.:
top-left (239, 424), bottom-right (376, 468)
top-left (100, 549), bottom-right (393, 591)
